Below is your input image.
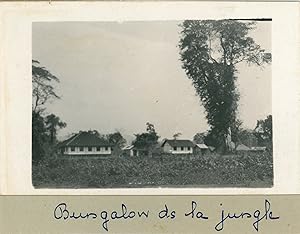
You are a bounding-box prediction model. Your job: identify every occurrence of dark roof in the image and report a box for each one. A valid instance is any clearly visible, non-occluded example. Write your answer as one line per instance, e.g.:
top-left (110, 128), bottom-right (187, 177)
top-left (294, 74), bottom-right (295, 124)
top-left (57, 134), bottom-right (79, 148)
top-left (57, 134), bottom-right (78, 148)
top-left (162, 139), bottom-right (194, 147)
top-left (59, 131), bottom-right (112, 147)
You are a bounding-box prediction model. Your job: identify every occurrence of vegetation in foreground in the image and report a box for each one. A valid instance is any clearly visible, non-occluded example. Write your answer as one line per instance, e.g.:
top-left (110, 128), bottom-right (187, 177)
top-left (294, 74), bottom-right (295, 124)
top-left (32, 152), bottom-right (273, 188)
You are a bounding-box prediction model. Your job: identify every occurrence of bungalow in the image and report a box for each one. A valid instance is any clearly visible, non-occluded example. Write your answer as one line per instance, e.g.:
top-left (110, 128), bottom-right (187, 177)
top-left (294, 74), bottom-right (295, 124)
top-left (58, 131), bottom-right (113, 156)
top-left (161, 139), bottom-right (194, 154)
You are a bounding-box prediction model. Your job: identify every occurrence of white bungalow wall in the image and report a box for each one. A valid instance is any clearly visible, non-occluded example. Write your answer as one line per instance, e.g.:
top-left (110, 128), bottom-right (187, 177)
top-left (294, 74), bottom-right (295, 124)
top-left (171, 146), bottom-right (193, 154)
top-left (64, 146), bottom-right (112, 155)
top-left (162, 142), bottom-right (193, 154)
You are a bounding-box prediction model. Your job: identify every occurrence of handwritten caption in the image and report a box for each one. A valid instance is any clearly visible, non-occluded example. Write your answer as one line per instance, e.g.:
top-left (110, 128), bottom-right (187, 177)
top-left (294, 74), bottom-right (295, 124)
top-left (53, 199), bottom-right (279, 232)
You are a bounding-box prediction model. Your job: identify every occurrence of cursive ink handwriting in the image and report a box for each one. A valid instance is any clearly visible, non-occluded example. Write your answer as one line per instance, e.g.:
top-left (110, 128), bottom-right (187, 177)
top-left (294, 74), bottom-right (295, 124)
top-left (53, 199), bottom-right (280, 232)
top-left (215, 199), bottom-right (280, 232)
top-left (185, 201), bottom-right (208, 220)
top-left (158, 204), bottom-right (176, 219)
top-left (54, 203), bottom-right (97, 220)
top-left (54, 202), bottom-right (149, 231)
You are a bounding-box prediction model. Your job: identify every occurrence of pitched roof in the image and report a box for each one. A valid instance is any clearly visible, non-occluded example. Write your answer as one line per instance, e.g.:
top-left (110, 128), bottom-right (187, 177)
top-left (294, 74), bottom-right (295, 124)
top-left (59, 131), bottom-right (112, 147)
top-left (195, 143), bottom-right (209, 149)
top-left (162, 139), bottom-right (194, 147)
top-left (122, 145), bottom-right (134, 150)
top-left (208, 146), bottom-right (216, 151)
top-left (56, 133), bottom-right (78, 148)
top-left (236, 144), bottom-right (251, 151)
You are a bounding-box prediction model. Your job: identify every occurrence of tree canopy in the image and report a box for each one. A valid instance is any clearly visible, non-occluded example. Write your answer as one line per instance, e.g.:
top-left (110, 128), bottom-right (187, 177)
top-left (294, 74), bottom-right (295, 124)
top-left (133, 122), bottom-right (160, 150)
top-left (179, 20), bottom-right (271, 151)
top-left (254, 115), bottom-right (272, 149)
top-left (236, 129), bottom-right (258, 147)
top-left (32, 60), bottom-right (66, 162)
top-left (45, 114), bottom-right (67, 144)
top-left (193, 132), bottom-right (207, 144)
top-left (173, 132), bottom-right (182, 140)
top-left (107, 132), bottom-right (126, 148)
top-left (32, 60), bottom-right (60, 112)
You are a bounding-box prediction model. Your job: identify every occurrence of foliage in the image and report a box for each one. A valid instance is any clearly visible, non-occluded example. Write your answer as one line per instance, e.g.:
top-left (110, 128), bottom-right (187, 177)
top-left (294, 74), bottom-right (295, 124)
top-left (32, 60), bottom-right (66, 163)
top-left (107, 132), bottom-right (126, 148)
top-left (32, 112), bottom-right (67, 163)
top-left (133, 122), bottom-right (160, 150)
top-left (179, 20), bottom-right (271, 151)
top-left (254, 115), bottom-right (272, 149)
top-left (193, 132), bottom-right (207, 144)
top-left (32, 111), bottom-right (48, 163)
top-left (32, 152), bottom-right (273, 188)
top-left (236, 129), bottom-right (258, 147)
top-left (173, 132), bottom-right (182, 140)
top-left (45, 114), bottom-right (67, 144)
top-left (32, 60), bottom-right (60, 112)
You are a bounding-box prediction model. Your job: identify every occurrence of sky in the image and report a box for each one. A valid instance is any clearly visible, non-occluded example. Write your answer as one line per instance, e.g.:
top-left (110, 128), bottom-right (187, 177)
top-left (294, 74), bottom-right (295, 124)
top-left (32, 21), bottom-right (271, 142)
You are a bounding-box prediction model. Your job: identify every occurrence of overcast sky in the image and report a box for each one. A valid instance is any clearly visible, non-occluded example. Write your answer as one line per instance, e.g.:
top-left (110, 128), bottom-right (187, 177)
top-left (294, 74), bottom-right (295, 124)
top-left (32, 21), bottom-right (271, 141)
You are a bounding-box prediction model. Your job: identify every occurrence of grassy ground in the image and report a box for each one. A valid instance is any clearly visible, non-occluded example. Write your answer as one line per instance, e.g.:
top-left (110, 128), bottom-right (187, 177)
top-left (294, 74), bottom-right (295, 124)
top-left (32, 152), bottom-right (273, 188)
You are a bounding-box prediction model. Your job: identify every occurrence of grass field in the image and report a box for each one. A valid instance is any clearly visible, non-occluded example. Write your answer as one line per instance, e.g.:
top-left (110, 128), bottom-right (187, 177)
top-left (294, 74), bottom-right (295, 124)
top-left (32, 152), bottom-right (273, 188)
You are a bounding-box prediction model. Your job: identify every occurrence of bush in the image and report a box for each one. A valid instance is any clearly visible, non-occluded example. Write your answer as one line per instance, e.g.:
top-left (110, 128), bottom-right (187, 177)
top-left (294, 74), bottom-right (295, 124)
top-left (32, 152), bottom-right (273, 188)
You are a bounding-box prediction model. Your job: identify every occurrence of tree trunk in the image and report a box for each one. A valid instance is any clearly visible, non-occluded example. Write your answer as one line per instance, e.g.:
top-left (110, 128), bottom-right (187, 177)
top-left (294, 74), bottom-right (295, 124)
top-left (225, 127), bottom-right (235, 153)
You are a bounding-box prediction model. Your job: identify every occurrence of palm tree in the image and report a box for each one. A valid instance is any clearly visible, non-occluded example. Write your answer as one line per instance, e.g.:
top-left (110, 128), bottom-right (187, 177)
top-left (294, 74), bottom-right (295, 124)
top-left (45, 114), bottom-right (66, 144)
top-left (173, 132), bottom-right (182, 140)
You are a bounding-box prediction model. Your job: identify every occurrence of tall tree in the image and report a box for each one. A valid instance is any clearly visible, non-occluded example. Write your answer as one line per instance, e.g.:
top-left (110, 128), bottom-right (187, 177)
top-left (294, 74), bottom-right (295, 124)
top-left (179, 20), bottom-right (271, 152)
top-left (45, 114), bottom-right (67, 144)
top-left (32, 60), bottom-right (64, 162)
top-left (32, 60), bottom-right (60, 112)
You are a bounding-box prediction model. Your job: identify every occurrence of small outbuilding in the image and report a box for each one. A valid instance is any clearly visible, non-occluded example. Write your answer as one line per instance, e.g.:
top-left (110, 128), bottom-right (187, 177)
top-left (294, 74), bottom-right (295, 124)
top-left (122, 145), bottom-right (140, 157)
top-left (194, 143), bottom-right (210, 156)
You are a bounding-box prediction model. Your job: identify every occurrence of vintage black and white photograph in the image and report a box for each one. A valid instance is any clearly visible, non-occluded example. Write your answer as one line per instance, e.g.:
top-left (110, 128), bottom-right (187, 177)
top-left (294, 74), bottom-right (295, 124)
top-left (32, 19), bottom-right (272, 188)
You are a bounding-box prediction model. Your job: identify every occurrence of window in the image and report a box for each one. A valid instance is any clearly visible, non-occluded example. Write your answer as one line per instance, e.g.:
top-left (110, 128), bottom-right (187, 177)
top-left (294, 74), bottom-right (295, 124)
top-left (105, 146), bottom-right (108, 151)
top-left (88, 147), bottom-right (92, 152)
top-left (173, 147), bottom-right (177, 151)
top-left (188, 147), bottom-right (191, 150)
top-left (96, 146), bottom-right (100, 151)
top-left (79, 147), bottom-right (84, 152)
top-left (71, 147), bottom-right (75, 152)
top-left (181, 147), bottom-right (184, 151)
